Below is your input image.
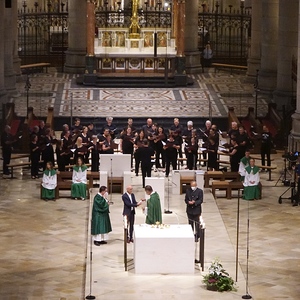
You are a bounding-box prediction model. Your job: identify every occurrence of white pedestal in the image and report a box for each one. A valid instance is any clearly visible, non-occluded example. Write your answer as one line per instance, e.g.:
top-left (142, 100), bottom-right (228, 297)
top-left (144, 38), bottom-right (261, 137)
top-left (134, 224), bottom-right (194, 274)
top-left (145, 177), bottom-right (165, 217)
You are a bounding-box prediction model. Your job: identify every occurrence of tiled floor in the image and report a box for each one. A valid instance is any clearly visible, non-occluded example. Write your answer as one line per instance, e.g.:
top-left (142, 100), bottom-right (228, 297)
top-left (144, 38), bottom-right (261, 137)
top-left (1, 152), bottom-right (300, 299)
top-left (12, 69), bottom-right (270, 119)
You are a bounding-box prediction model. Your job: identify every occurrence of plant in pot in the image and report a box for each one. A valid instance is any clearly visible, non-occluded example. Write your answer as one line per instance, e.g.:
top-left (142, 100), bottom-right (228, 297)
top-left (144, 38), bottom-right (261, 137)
top-left (202, 258), bottom-right (236, 292)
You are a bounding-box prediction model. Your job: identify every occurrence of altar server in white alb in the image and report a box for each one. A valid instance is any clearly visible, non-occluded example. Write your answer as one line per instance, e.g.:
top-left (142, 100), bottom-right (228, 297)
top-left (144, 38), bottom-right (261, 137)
top-left (41, 161), bottom-right (57, 201)
top-left (243, 158), bottom-right (260, 200)
top-left (71, 157), bottom-right (87, 200)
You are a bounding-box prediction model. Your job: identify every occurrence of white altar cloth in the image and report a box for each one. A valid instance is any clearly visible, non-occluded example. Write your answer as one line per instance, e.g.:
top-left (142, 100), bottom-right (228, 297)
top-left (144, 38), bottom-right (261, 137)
top-left (134, 224), bottom-right (194, 274)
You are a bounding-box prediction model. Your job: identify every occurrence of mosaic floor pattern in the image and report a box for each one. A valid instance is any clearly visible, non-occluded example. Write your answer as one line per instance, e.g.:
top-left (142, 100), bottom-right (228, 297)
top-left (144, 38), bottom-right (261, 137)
top-left (12, 70), bottom-right (270, 119)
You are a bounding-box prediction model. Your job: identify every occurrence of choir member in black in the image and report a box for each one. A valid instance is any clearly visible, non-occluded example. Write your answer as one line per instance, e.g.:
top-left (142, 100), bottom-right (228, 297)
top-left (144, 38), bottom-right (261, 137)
top-left (237, 125), bottom-right (250, 159)
top-left (164, 135), bottom-right (181, 177)
top-left (185, 133), bottom-right (198, 170)
top-left (88, 135), bottom-right (101, 172)
top-left (170, 118), bottom-right (183, 165)
top-left (209, 128), bottom-right (219, 146)
top-left (102, 134), bottom-right (114, 154)
top-left (101, 117), bottom-right (117, 139)
top-left (87, 122), bottom-right (97, 140)
top-left (139, 139), bottom-right (155, 188)
top-left (30, 126), bottom-right (40, 141)
top-left (123, 118), bottom-right (136, 135)
top-left (62, 130), bottom-right (73, 167)
top-left (74, 136), bottom-right (88, 163)
top-left (227, 121), bottom-right (239, 141)
top-left (228, 139), bottom-right (240, 172)
top-left (71, 118), bottom-right (83, 135)
top-left (142, 118), bottom-right (154, 138)
top-left (39, 120), bottom-right (46, 140)
top-left (29, 134), bottom-right (41, 178)
top-left (120, 127), bottom-right (135, 167)
top-left (80, 126), bottom-right (90, 147)
top-left (55, 139), bottom-right (66, 172)
top-left (60, 124), bottom-right (69, 139)
top-left (261, 125), bottom-right (273, 167)
top-left (98, 128), bottom-right (111, 157)
top-left (134, 130), bottom-right (145, 176)
top-left (200, 120), bottom-right (212, 166)
top-left (41, 128), bottom-right (55, 170)
top-left (147, 123), bottom-right (157, 150)
top-left (207, 137), bottom-right (219, 171)
top-left (1, 125), bottom-right (15, 175)
top-left (182, 120), bottom-right (194, 140)
top-left (154, 126), bottom-right (167, 169)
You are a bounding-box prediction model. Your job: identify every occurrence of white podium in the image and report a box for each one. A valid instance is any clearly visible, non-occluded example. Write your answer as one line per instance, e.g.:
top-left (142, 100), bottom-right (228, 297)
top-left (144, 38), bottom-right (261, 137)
top-left (134, 224), bottom-right (194, 274)
top-left (145, 177), bottom-right (165, 217)
top-left (99, 154), bottom-right (131, 194)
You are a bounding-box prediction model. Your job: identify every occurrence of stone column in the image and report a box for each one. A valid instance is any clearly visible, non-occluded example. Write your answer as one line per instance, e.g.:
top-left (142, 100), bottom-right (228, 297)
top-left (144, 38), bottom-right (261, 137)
top-left (85, 1), bottom-right (97, 74)
top-left (273, 0), bottom-right (298, 108)
top-left (184, 0), bottom-right (201, 73)
top-left (64, 0), bottom-right (87, 73)
top-left (247, 0), bottom-right (262, 78)
top-left (258, 0), bottom-right (279, 95)
top-left (175, 0), bottom-right (185, 78)
top-left (4, 2), bottom-right (17, 97)
top-left (12, 0), bottom-right (21, 75)
top-left (290, 1), bottom-right (300, 151)
top-left (0, 2), bottom-right (7, 105)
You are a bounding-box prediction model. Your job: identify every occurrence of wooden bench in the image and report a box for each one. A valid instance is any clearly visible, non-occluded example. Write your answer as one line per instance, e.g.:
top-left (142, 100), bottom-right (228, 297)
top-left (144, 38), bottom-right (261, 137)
top-left (212, 63), bottom-right (247, 74)
top-left (180, 175), bottom-right (195, 194)
top-left (11, 153), bottom-right (30, 160)
top-left (257, 165), bottom-right (277, 181)
top-left (20, 63), bottom-right (50, 74)
top-left (212, 180), bottom-right (263, 199)
top-left (204, 171), bottom-right (240, 188)
top-left (107, 177), bottom-right (123, 193)
top-left (6, 162), bottom-right (31, 178)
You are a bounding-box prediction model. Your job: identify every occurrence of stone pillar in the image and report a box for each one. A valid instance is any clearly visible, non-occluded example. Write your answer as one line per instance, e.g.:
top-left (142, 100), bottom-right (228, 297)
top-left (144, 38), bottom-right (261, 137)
top-left (290, 1), bottom-right (300, 151)
top-left (258, 0), bottom-right (279, 95)
top-left (247, 0), bottom-right (262, 78)
top-left (85, 1), bottom-right (97, 74)
top-left (0, 2), bottom-right (7, 105)
top-left (184, 0), bottom-right (201, 73)
top-left (64, 0), bottom-right (87, 73)
top-left (4, 2), bottom-right (17, 97)
top-left (12, 0), bottom-right (21, 75)
top-left (273, 0), bottom-right (298, 108)
top-left (174, 0), bottom-right (185, 77)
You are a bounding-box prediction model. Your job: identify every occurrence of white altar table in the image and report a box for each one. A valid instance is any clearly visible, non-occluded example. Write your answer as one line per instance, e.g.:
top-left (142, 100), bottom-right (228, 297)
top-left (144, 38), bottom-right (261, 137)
top-left (134, 224), bottom-right (194, 274)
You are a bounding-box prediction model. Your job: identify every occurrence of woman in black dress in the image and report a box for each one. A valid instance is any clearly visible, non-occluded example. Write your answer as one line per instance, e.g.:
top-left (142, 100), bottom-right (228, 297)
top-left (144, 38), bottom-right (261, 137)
top-left (134, 130), bottom-right (145, 176)
top-left (88, 135), bottom-right (101, 172)
top-left (154, 126), bottom-right (166, 169)
top-left (229, 139), bottom-right (240, 172)
top-left (207, 137), bottom-right (219, 171)
top-left (30, 134), bottom-right (41, 178)
top-left (41, 128), bottom-right (55, 170)
top-left (120, 127), bottom-right (135, 168)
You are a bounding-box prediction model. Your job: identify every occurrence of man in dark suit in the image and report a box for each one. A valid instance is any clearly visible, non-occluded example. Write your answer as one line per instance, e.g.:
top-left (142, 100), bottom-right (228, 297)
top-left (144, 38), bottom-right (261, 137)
top-left (122, 185), bottom-right (143, 243)
top-left (185, 181), bottom-right (203, 242)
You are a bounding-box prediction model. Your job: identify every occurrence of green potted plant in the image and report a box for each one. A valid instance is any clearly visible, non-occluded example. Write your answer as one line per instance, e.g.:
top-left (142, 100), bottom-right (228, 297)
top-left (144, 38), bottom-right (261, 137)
top-left (202, 258), bottom-right (236, 292)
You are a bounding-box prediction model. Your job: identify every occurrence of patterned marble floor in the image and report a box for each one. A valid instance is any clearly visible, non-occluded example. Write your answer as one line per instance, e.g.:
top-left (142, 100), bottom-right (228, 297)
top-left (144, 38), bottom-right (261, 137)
top-left (11, 69), bottom-right (270, 119)
top-left (1, 152), bottom-right (300, 299)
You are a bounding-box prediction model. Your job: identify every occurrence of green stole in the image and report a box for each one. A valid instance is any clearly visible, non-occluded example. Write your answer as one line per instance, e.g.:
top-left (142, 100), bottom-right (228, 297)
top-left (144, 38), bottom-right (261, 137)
top-left (245, 165), bottom-right (259, 175)
top-left (73, 165), bottom-right (88, 172)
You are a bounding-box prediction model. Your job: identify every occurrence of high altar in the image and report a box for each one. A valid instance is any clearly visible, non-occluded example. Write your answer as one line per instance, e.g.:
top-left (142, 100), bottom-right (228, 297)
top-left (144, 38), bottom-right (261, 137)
top-left (90, 0), bottom-right (178, 73)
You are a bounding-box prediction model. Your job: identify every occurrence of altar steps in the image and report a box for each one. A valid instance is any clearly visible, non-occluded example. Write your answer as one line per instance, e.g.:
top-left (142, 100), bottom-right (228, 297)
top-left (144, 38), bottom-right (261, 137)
top-left (77, 74), bottom-right (193, 88)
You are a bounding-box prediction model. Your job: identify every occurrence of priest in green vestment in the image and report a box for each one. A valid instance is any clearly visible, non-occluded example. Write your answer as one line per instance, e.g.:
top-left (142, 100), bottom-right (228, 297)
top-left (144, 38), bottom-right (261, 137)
top-left (71, 157), bottom-right (87, 200)
top-left (243, 158), bottom-right (260, 200)
top-left (91, 186), bottom-right (112, 246)
top-left (41, 161), bottom-right (57, 200)
top-left (144, 185), bottom-right (162, 225)
top-left (239, 149), bottom-right (251, 181)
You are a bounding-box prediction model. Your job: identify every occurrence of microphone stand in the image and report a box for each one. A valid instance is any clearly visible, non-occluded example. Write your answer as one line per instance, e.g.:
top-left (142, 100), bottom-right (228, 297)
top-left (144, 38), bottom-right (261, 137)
top-left (110, 157), bottom-right (113, 202)
top-left (242, 199), bottom-right (252, 300)
top-left (165, 176), bottom-right (172, 214)
top-left (86, 188), bottom-right (96, 300)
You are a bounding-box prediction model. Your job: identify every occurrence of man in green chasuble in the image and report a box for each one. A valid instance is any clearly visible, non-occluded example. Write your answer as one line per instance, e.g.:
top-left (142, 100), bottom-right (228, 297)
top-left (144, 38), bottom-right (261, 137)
top-left (143, 185), bottom-right (162, 225)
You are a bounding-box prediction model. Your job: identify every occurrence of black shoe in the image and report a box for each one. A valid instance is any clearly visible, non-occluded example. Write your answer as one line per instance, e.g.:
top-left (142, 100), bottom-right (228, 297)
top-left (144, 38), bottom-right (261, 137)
top-left (195, 259), bottom-right (200, 264)
top-left (94, 241), bottom-right (101, 246)
top-left (100, 241), bottom-right (107, 244)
